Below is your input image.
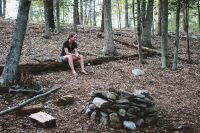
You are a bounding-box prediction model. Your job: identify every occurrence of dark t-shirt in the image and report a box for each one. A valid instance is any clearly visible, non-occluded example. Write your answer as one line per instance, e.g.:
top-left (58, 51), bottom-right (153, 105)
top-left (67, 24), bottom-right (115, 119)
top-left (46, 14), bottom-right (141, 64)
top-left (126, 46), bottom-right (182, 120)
top-left (61, 40), bottom-right (78, 56)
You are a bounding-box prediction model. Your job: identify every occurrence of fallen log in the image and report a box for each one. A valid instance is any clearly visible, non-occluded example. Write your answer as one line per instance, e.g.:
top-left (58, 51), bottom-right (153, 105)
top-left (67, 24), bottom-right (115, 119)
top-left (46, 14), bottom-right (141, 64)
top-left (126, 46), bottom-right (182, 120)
top-left (8, 88), bottom-right (44, 94)
top-left (113, 38), bottom-right (161, 55)
top-left (0, 87), bottom-right (60, 116)
top-left (0, 53), bottom-right (157, 75)
top-left (96, 33), bottom-right (161, 55)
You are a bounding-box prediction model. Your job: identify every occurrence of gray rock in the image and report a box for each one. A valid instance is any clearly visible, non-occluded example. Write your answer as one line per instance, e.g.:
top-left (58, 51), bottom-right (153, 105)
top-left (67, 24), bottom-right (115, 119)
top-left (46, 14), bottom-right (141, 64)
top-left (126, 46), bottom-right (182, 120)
top-left (100, 111), bottom-right (109, 117)
top-left (85, 108), bottom-right (92, 116)
top-left (132, 69), bottom-right (144, 76)
top-left (92, 97), bottom-right (110, 109)
top-left (102, 91), bottom-right (117, 100)
top-left (90, 111), bottom-right (97, 120)
top-left (109, 113), bottom-right (122, 129)
top-left (118, 109), bottom-right (126, 117)
top-left (100, 116), bottom-right (109, 126)
top-left (134, 118), bottom-right (144, 127)
top-left (88, 103), bottom-right (97, 110)
top-left (123, 121), bottom-right (136, 130)
top-left (115, 99), bottom-right (130, 104)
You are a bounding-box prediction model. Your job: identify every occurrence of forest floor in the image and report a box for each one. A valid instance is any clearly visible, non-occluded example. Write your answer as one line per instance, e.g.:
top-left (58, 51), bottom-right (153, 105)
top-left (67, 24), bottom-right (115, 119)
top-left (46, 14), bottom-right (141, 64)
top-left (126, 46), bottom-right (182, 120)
top-left (0, 18), bottom-right (200, 133)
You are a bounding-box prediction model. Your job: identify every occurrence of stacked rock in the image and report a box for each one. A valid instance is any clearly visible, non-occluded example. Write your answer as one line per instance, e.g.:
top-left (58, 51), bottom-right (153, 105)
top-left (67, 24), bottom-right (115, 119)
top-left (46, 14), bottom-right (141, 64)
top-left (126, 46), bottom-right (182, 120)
top-left (83, 89), bottom-right (159, 130)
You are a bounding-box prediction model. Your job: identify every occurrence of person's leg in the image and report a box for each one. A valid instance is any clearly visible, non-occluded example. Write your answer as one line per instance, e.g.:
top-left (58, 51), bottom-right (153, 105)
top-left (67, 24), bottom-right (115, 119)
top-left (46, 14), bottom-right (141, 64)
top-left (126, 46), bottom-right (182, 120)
top-left (78, 55), bottom-right (87, 74)
top-left (63, 55), bottom-right (77, 75)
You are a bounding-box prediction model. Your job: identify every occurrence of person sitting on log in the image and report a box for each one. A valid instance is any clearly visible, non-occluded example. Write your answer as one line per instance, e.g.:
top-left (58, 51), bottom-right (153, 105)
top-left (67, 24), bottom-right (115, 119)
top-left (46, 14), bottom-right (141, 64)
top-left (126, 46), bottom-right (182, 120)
top-left (58, 32), bottom-right (88, 76)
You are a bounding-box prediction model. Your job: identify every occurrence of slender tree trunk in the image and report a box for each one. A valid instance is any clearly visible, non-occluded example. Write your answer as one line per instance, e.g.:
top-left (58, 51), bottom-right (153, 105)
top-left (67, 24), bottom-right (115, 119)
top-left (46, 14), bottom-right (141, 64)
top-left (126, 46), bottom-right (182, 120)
top-left (117, 0), bottom-right (121, 29)
top-left (172, 0), bottom-right (181, 70)
top-left (185, 0), bottom-right (191, 62)
top-left (55, 0), bottom-right (60, 33)
top-left (141, 0), bottom-right (146, 30)
top-left (48, 0), bottom-right (55, 31)
top-left (43, 0), bottom-right (51, 35)
top-left (132, 0), bottom-right (136, 28)
top-left (93, 0), bottom-right (96, 26)
top-left (0, 0), bottom-right (2, 17)
top-left (0, 0), bottom-right (31, 86)
top-left (103, 0), bottom-right (115, 55)
top-left (2, 0), bottom-right (5, 18)
top-left (161, 0), bottom-right (168, 69)
top-left (84, 1), bottom-right (88, 25)
top-left (73, 0), bottom-right (78, 32)
top-left (125, 0), bottom-right (129, 28)
top-left (182, 4), bottom-right (187, 32)
top-left (142, 0), bottom-right (154, 48)
top-left (89, 0), bottom-right (92, 26)
top-left (100, 0), bottom-right (104, 32)
top-left (198, 0), bottom-right (200, 32)
top-left (136, 0), bottom-right (143, 63)
top-left (80, 0), bottom-right (83, 24)
top-left (157, 0), bottom-right (162, 36)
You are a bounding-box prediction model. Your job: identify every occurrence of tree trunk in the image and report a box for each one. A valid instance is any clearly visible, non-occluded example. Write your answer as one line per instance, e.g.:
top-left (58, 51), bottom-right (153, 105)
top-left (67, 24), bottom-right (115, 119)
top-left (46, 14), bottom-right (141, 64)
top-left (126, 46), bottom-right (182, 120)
top-left (125, 0), bottom-right (129, 28)
top-left (84, 1), bottom-right (88, 25)
top-left (161, 0), bottom-right (168, 69)
top-left (73, 0), bottom-right (79, 32)
top-left (157, 0), bottom-right (162, 36)
top-left (142, 0), bottom-right (154, 48)
top-left (55, 0), bottom-right (60, 33)
top-left (89, 0), bottom-right (92, 26)
top-left (137, 0), bottom-right (143, 63)
top-left (185, 0), bottom-right (191, 62)
top-left (2, 0), bottom-right (5, 18)
top-left (100, 0), bottom-right (104, 32)
top-left (43, 0), bottom-right (51, 36)
top-left (80, 0), bottom-right (83, 24)
top-left (117, 0), bottom-right (121, 29)
top-left (103, 0), bottom-right (115, 55)
top-left (0, 0), bottom-right (2, 17)
top-left (182, 4), bottom-right (187, 32)
top-left (48, 0), bottom-right (55, 31)
top-left (172, 0), bottom-right (181, 70)
top-left (132, 0), bottom-right (136, 28)
top-left (93, 0), bottom-right (96, 26)
top-left (198, 0), bottom-right (200, 32)
top-left (0, 0), bottom-right (31, 86)
top-left (141, 0), bottom-right (146, 30)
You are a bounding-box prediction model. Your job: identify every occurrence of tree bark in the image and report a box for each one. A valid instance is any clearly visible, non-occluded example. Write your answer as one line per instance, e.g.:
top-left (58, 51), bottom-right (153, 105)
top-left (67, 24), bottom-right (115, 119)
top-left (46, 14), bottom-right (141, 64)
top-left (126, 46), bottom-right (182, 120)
top-left (137, 0), bottom-right (143, 63)
top-left (161, 0), bottom-right (169, 69)
top-left (55, 0), bottom-right (61, 33)
top-left (185, 0), bottom-right (191, 62)
top-left (103, 0), bottom-right (115, 55)
top-left (0, 0), bottom-right (2, 16)
top-left (0, 0), bottom-right (31, 86)
top-left (100, 0), bottom-right (104, 32)
top-left (80, 0), bottom-right (83, 24)
top-left (117, 0), bottom-right (122, 29)
top-left (43, 0), bottom-right (51, 36)
top-left (142, 0), bottom-right (154, 48)
top-left (125, 0), bottom-right (129, 28)
top-left (93, 0), bottom-right (96, 26)
top-left (73, 0), bottom-right (79, 32)
top-left (48, 0), bottom-right (55, 31)
top-left (157, 0), bottom-right (162, 36)
top-left (172, 0), bottom-right (181, 70)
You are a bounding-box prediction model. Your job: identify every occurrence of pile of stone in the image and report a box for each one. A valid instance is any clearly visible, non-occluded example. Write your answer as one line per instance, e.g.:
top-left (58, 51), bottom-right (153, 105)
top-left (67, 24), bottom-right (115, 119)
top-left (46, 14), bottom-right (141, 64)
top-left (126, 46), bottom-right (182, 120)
top-left (83, 89), bottom-right (159, 130)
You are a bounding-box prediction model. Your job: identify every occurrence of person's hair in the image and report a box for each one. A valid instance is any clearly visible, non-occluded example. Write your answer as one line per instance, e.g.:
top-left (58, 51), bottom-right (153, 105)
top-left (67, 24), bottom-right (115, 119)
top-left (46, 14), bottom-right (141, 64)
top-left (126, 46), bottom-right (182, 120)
top-left (67, 32), bottom-right (77, 40)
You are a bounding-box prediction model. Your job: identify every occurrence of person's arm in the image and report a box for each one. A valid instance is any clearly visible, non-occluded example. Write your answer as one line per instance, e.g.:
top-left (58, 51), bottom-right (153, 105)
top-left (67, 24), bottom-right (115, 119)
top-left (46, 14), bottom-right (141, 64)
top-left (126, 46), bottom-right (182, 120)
top-left (74, 48), bottom-right (80, 57)
top-left (64, 48), bottom-right (75, 55)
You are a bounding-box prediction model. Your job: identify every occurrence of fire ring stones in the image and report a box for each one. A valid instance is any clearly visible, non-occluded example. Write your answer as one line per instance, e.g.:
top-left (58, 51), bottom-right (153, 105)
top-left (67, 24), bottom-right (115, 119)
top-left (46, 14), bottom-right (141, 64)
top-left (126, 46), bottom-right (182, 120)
top-left (83, 90), bottom-right (159, 130)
